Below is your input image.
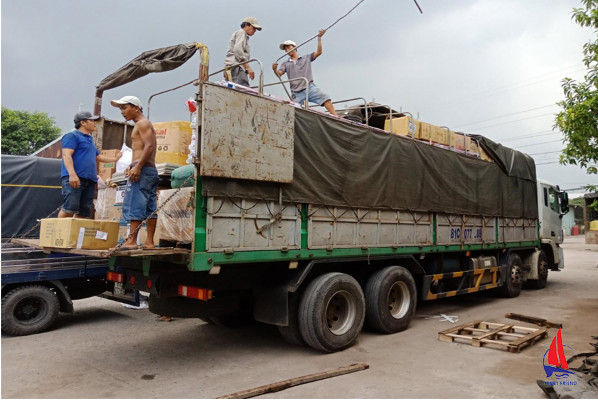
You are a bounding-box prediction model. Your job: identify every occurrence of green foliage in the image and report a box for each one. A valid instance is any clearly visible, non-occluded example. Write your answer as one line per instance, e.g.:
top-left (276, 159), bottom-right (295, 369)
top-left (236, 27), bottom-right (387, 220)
top-left (569, 196), bottom-right (585, 207)
top-left (555, 0), bottom-right (598, 184)
top-left (1, 107), bottom-right (62, 156)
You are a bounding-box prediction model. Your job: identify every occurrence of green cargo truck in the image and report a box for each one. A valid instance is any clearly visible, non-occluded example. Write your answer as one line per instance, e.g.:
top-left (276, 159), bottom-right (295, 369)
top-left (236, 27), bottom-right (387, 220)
top-left (44, 43), bottom-right (571, 352)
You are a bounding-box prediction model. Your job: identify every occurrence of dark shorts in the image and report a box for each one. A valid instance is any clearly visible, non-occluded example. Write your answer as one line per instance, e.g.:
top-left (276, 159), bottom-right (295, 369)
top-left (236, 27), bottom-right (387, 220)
top-left (122, 166), bottom-right (159, 221)
top-left (61, 176), bottom-right (96, 217)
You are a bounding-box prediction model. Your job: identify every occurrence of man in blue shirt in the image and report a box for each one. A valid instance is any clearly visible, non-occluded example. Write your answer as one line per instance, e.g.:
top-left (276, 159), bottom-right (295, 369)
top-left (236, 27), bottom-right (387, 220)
top-left (58, 111), bottom-right (121, 218)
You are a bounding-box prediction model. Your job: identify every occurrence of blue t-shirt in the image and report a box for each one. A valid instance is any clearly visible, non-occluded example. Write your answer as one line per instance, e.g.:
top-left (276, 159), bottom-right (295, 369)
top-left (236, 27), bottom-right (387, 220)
top-left (60, 130), bottom-right (99, 182)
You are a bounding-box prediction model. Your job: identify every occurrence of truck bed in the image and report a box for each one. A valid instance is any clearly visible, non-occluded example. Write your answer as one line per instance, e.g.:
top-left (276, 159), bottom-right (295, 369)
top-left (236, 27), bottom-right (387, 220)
top-left (10, 238), bottom-right (190, 258)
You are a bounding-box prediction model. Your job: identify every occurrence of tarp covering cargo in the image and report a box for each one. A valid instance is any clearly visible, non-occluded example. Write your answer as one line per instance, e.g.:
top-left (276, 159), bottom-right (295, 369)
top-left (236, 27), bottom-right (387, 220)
top-left (202, 108), bottom-right (538, 219)
top-left (1, 155), bottom-right (63, 238)
top-left (96, 42), bottom-right (200, 92)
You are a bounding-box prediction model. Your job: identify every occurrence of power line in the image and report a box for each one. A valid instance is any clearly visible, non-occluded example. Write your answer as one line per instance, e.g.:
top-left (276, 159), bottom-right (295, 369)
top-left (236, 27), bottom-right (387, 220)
top-left (528, 150), bottom-right (563, 156)
top-left (467, 112), bottom-right (556, 132)
top-left (514, 139), bottom-right (563, 149)
top-left (500, 130), bottom-right (560, 142)
top-left (452, 104), bottom-right (558, 128)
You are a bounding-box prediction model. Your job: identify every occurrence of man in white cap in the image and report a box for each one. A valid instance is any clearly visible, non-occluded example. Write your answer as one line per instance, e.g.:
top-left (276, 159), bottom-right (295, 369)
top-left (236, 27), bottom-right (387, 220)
top-left (110, 96), bottom-right (158, 249)
top-left (272, 30), bottom-right (337, 116)
top-left (224, 16), bottom-right (262, 86)
top-left (58, 111), bottom-right (122, 218)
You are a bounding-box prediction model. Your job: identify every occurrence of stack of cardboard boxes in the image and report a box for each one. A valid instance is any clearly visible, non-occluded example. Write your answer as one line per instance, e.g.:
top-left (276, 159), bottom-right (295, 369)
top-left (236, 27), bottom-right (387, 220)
top-left (384, 116), bottom-right (492, 162)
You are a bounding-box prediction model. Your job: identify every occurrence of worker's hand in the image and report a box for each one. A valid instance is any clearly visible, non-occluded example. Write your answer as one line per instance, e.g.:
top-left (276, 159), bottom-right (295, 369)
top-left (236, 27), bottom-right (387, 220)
top-left (318, 29), bottom-right (326, 38)
top-left (69, 174), bottom-right (80, 189)
top-left (114, 151), bottom-right (123, 161)
top-left (272, 63), bottom-right (278, 73)
top-left (127, 164), bottom-right (141, 182)
top-left (246, 67), bottom-right (255, 80)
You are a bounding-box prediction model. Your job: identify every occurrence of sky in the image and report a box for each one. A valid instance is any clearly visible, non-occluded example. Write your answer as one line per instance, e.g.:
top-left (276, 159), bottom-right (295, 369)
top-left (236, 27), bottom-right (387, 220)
top-left (1, 0), bottom-right (596, 193)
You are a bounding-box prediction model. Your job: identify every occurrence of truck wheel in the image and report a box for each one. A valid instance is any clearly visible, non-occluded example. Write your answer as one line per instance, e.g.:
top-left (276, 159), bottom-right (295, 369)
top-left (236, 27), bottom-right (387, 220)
top-left (1, 285), bottom-right (60, 336)
top-left (498, 253), bottom-right (523, 298)
top-left (278, 291), bottom-right (305, 346)
top-left (365, 266), bottom-right (417, 333)
top-left (298, 273), bottom-right (365, 353)
top-left (527, 250), bottom-right (548, 290)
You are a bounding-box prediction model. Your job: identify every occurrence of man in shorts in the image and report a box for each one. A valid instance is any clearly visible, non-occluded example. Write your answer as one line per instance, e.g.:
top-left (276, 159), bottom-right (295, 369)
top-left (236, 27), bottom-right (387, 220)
top-left (59, 111), bottom-right (122, 218)
top-left (110, 96), bottom-right (158, 249)
top-left (272, 29), bottom-right (337, 116)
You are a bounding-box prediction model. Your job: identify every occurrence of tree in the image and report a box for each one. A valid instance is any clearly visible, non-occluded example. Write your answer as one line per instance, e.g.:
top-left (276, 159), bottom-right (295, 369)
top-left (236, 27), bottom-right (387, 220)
top-left (554, 0), bottom-right (598, 178)
top-left (1, 107), bottom-right (62, 156)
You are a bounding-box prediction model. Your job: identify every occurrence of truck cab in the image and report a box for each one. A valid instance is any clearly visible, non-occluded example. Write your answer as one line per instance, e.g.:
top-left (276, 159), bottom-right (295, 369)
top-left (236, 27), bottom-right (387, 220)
top-left (537, 179), bottom-right (569, 270)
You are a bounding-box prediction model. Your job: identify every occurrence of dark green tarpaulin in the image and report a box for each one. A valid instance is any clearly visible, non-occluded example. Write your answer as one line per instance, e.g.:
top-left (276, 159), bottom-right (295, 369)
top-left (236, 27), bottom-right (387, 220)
top-left (96, 42), bottom-right (199, 92)
top-left (1, 155), bottom-right (63, 238)
top-left (203, 109), bottom-right (538, 219)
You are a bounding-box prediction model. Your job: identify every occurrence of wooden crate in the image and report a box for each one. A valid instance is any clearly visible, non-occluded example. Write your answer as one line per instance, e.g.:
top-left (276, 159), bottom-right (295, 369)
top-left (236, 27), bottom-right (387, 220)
top-left (438, 321), bottom-right (547, 353)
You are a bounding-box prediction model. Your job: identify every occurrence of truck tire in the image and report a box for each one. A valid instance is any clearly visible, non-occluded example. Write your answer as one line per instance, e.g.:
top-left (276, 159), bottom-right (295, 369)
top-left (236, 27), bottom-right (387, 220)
top-left (1, 285), bottom-right (60, 336)
top-left (527, 250), bottom-right (548, 290)
top-left (277, 291), bottom-right (305, 346)
top-left (365, 266), bottom-right (417, 333)
top-left (298, 273), bottom-right (365, 353)
top-left (498, 253), bottom-right (523, 298)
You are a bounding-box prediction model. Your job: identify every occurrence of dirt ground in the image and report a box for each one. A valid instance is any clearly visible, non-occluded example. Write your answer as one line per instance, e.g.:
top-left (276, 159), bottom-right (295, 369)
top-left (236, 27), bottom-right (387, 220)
top-left (2, 234), bottom-right (597, 399)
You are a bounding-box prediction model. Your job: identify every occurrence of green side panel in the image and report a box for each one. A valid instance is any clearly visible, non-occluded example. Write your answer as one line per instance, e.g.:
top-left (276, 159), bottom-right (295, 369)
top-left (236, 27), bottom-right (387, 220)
top-left (300, 204), bottom-right (308, 249)
top-left (194, 177), bottom-right (207, 252)
top-left (189, 241), bottom-right (539, 271)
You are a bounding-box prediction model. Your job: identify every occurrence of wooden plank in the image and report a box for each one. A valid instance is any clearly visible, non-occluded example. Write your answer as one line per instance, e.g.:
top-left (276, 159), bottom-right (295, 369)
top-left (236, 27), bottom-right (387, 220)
top-left (509, 326), bottom-right (548, 347)
top-left (438, 320), bottom-right (482, 336)
top-left (11, 238), bottom-right (189, 258)
top-left (217, 363), bottom-right (369, 399)
top-left (473, 324), bottom-right (513, 342)
top-left (504, 313), bottom-right (562, 329)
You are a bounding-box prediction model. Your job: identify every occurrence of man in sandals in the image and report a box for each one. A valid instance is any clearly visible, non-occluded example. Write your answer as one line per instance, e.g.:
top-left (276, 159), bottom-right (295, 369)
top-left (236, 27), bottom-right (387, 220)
top-left (111, 96), bottom-right (158, 249)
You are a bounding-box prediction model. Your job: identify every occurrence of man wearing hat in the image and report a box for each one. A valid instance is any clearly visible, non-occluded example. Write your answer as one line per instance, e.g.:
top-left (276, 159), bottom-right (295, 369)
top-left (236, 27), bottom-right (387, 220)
top-left (110, 96), bottom-right (158, 249)
top-left (58, 111), bottom-right (122, 218)
top-left (224, 16), bottom-right (262, 86)
top-left (272, 29), bottom-right (338, 116)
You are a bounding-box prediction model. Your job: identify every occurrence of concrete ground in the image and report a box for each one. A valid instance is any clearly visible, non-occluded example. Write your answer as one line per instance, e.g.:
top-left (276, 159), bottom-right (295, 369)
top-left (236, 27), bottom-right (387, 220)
top-left (2, 235), bottom-right (597, 399)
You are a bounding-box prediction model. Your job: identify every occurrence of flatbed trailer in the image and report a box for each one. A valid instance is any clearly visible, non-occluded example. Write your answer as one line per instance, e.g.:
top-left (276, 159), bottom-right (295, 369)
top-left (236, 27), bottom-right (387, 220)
top-left (1, 242), bottom-right (138, 336)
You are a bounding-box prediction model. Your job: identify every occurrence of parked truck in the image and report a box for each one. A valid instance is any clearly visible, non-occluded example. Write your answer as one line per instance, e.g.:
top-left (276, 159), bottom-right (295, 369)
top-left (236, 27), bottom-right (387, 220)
top-left (1, 155), bottom-right (138, 336)
top-left (26, 43), bottom-right (569, 351)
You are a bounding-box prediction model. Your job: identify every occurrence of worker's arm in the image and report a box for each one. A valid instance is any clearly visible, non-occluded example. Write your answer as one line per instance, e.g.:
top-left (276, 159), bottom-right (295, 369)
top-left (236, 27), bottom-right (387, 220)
top-left (62, 148), bottom-right (80, 189)
top-left (313, 29), bottom-right (326, 60)
top-left (272, 63), bottom-right (284, 77)
top-left (96, 151), bottom-right (122, 163)
top-left (127, 121), bottom-right (156, 183)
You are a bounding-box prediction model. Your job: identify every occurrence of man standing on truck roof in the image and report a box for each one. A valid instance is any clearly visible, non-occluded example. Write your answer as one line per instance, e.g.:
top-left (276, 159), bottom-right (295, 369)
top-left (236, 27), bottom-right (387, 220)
top-left (224, 16), bottom-right (262, 86)
top-left (272, 30), bottom-right (338, 116)
top-left (110, 96), bottom-right (158, 249)
top-left (58, 111), bottom-right (122, 219)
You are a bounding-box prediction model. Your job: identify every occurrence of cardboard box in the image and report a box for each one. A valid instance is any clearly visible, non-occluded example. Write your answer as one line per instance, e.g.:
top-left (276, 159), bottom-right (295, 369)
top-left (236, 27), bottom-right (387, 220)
top-left (97, 149), bottom-right (120, 182)
top-left (154, 121), bottom-right (192, 166)
top-left (40, 218), bottom-right (119, 249)
top-left (451, 132), bottom-right (466, 150)
top-left (430, 126), bottom-right (450, 146)
top-left (156, 187), bottom-right (195, 243)
top-left (465, 136), bottom-right (480, 155)
top-left (590, 220), bottom-right (598, 231)
top-left (384, 116), bottom-right (419, 137)
top-left (417, 122), bottom-right (432, 142)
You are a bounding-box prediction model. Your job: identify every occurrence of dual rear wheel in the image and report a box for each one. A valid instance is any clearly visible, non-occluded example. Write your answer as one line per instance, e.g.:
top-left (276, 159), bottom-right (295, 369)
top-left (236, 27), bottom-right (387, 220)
top-left (279, 266), bottom-right (417, 352)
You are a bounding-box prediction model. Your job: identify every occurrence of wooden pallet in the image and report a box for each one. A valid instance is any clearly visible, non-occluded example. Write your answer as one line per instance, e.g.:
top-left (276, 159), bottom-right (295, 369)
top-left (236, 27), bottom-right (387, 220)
top-left (438, 321), bottom-right (548, 353)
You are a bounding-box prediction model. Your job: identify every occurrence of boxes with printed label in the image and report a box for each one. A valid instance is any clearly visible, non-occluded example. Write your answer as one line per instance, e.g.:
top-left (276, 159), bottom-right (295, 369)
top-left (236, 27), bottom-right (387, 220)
top-left (153, 121), bottom-right (192, 165)
top-left (384, 116), bottom-right (420, 138)
top-left (39, 218), bottom-right (119, 249)
top-left (97, 149), bottom-right (120, 182)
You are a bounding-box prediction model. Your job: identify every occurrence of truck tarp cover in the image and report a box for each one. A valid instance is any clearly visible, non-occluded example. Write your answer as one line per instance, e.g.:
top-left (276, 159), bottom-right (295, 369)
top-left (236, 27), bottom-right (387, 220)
top-left (1, 155), bottom-right (63, 238)
top-left (96, 42), bottom-right (198, 92)
top-left (203, 109), bottom-right (538, 218)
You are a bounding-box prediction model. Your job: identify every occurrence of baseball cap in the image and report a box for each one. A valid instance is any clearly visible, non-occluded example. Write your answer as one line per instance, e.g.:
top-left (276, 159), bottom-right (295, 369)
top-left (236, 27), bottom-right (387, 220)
top-left (110, 95), bottom-right (142, 108)
top-left (243, 17), bottom-right (262, 31)
top-left (74, 111), bottom-right (100, 123)
top-left (279, 40), bottom-right (297, 50)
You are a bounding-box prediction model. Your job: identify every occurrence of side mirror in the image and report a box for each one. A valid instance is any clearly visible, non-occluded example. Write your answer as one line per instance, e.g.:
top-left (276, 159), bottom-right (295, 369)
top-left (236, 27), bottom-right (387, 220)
top-left (559, 191), bottom-right (569, 215)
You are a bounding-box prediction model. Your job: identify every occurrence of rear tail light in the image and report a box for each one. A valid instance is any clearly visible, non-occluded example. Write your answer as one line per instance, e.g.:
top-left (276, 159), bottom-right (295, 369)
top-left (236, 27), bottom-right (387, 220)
top-left (178, 285), bottom-right (213, 301)
top-left (106, 271), bottom-right (124, 283)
